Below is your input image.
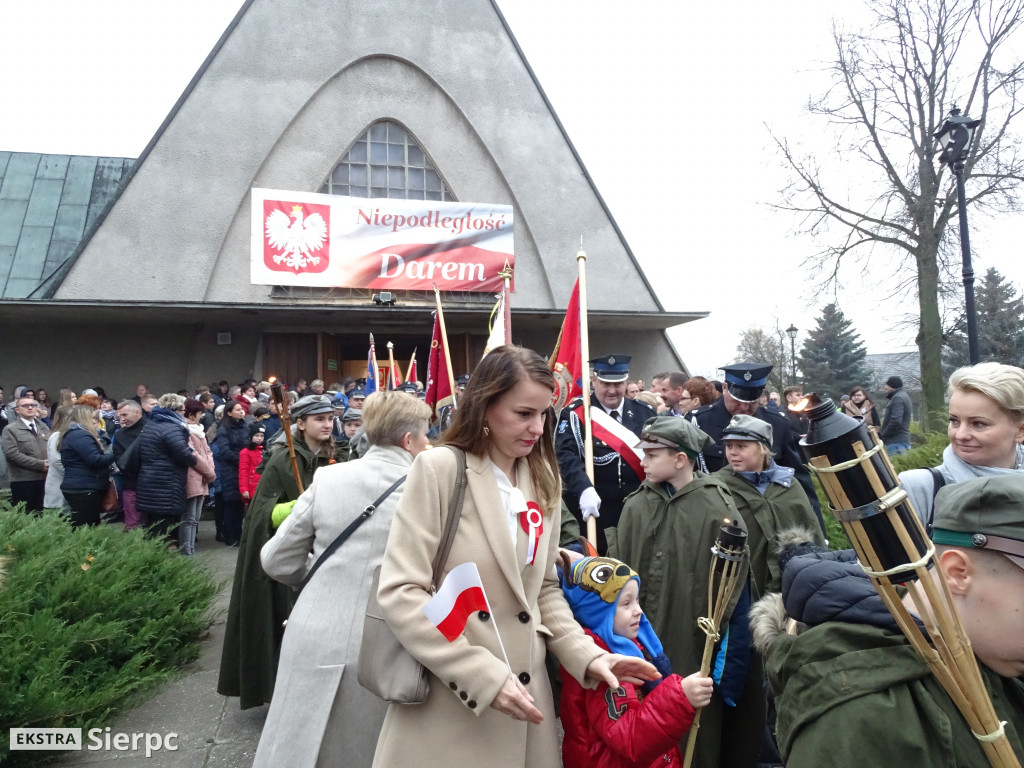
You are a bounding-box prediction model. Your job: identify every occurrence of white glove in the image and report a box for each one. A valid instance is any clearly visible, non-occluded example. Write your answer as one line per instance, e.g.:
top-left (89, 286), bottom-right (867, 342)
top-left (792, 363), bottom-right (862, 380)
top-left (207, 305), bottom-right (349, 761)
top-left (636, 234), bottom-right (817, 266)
top-left (580, 487), bottom-right (602, 521)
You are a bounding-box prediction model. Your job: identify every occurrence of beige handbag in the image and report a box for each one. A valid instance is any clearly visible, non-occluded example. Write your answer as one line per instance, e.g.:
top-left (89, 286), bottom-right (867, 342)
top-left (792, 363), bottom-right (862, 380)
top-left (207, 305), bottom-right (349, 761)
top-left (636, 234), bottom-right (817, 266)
top-left (357, 447), bottom-right (467, 704)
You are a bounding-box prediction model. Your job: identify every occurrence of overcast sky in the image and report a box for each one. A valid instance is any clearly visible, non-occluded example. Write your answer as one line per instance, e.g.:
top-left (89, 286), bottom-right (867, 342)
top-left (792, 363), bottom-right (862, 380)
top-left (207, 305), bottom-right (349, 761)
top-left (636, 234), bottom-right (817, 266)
top-left (2, 0), bottom-right (1022, 379)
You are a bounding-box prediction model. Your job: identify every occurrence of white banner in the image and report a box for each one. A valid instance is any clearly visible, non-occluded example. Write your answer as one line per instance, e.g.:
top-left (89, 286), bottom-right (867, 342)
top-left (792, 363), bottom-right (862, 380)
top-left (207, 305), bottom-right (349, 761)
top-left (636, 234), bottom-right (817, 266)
top-left (250, 188), bottom-right (513, 292)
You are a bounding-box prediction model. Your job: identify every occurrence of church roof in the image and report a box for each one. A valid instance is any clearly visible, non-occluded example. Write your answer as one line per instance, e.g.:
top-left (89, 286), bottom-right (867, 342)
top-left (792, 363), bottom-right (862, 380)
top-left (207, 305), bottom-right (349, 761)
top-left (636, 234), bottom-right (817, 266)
top-left (0, 152), bottom-right (133, 298)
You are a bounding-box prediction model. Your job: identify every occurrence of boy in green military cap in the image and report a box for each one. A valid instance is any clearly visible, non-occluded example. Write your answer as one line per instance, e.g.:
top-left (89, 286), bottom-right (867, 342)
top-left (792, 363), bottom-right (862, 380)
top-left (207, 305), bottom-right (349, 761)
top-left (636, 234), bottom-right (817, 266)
top-left (614, 416), bottom-right (763, 768)
top-left (756, 473), bottom-right (1024, 767)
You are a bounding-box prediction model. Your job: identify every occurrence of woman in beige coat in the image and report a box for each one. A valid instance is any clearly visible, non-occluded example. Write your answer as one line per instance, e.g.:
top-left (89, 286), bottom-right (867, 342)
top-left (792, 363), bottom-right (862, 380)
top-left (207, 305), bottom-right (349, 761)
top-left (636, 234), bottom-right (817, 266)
top-left (372, 346), bottom-right (657, 768)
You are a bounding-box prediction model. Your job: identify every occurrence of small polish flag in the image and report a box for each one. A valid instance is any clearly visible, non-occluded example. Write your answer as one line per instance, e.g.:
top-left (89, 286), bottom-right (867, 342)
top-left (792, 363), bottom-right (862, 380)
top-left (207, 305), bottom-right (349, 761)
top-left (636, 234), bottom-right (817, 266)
top-left (422, 562), bottom-right (489, 641)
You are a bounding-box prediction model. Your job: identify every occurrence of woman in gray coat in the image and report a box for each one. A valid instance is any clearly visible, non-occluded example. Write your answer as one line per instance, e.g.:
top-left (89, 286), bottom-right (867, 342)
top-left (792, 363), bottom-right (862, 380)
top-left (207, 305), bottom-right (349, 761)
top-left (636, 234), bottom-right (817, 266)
top-left (254, 390), bottom-right (432, 768)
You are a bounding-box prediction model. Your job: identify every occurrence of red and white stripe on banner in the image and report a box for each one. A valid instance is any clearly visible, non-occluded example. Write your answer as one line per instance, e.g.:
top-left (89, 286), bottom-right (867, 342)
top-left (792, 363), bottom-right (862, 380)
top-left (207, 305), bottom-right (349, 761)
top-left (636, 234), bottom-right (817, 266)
top-left (574, 405), bottom-right (646, 480)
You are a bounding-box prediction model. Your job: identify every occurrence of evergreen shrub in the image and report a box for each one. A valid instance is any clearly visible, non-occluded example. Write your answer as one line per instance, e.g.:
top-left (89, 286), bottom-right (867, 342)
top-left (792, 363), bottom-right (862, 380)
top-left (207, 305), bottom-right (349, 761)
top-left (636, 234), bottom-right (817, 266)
top-left (0, 506), bottom-right (218, 765)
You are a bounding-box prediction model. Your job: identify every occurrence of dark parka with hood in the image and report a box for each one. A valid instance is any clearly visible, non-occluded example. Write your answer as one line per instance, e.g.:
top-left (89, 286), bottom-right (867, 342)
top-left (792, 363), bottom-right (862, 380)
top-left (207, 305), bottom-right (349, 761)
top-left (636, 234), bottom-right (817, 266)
top-left (135, 406), bottom-right (197, 518)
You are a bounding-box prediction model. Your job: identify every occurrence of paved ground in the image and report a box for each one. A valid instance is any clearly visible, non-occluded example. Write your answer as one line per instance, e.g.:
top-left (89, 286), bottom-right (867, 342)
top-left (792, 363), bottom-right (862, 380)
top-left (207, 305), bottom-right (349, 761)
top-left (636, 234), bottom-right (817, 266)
top-left (54, 519), bottom-right (268, 767)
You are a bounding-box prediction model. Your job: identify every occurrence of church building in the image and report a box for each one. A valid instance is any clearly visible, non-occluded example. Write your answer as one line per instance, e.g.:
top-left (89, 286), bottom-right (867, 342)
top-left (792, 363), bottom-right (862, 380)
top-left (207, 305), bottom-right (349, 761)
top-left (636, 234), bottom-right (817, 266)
top-left (0, 0), bottom-right (705, 395)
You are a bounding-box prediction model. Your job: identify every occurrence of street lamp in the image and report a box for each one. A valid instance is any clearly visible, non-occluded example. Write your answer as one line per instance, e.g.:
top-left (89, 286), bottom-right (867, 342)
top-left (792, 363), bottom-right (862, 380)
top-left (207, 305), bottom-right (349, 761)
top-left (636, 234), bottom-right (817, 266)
top-left (934, 106), bottom-right (981, 364)
top-left (785, 324), bottom-right (798, 383)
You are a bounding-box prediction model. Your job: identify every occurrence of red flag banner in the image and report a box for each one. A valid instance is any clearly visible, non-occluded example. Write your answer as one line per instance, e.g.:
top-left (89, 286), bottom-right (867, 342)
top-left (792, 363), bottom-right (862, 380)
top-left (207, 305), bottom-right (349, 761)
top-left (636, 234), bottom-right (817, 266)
top-left (422, 562), bottom-right (489, 641)
top-left (252, 188), bottom-right (513, 291)
top-left (549, 278), bottom-right (583, 410)
top-left (425, 313), bottom-right (453, 424)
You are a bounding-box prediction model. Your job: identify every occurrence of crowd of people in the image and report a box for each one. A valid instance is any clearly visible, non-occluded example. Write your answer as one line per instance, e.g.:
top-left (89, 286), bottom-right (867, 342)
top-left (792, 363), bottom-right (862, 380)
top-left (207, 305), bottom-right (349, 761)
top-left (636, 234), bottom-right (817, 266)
top-left (2, 354), bottom-right (1022, 767)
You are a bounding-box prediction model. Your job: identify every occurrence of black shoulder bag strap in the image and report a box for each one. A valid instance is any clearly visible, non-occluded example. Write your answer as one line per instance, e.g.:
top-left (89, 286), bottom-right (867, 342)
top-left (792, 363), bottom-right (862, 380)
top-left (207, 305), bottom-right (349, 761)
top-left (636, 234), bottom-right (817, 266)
top-left (430, 446), bottom-right (468, 592)
top-left (925, 467), bottom-right (947, 535)
top-left (299, 474), bottom-right (407, 591)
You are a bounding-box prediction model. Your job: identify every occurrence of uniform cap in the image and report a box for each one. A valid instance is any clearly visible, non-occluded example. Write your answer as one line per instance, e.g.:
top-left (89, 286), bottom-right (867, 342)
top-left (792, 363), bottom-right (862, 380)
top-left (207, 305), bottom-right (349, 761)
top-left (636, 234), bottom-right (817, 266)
top-left (397, 381), bottom-right (418, 393)
top-left (457, 374), bottom-right (471, 386)
top-left (289, 394), bottom-right (335, 420)
top-left (931, 474), bottom-right (1024, 571)
top-left (349, 388), bottom-right (367, 400)
top-left (720, 362), bottom-right (773, 402)
top-left (342, 408), bottom-right (363, 422)
top-left (721, 414), bottom-right (773, 449)
top-left (331, 394), bottom-right (348, 409)
top-left (591, 355), bottom-right (631, 382)
top-left (635, 415), bottom-right (713, 458)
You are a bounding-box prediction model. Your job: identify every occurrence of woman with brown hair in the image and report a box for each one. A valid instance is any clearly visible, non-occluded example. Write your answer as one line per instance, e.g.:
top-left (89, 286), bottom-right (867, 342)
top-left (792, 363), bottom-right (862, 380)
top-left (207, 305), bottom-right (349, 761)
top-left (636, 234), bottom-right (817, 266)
top-left (372, 346), bottom-right (656, 768)
top-left (843, 385), bottom-right (879, 426)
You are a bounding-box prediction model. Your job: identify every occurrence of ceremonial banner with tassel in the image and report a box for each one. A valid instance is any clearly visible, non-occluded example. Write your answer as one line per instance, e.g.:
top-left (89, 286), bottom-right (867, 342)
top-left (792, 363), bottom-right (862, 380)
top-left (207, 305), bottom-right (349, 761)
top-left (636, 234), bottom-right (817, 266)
top-left (483, 261), bottom-right (513, 359)
top-left (366, 334), bottom-right (380, 394)
top-left (548, 277), bottom-right (583, 411)
top-left (425, 311), bottom-right (454, 425)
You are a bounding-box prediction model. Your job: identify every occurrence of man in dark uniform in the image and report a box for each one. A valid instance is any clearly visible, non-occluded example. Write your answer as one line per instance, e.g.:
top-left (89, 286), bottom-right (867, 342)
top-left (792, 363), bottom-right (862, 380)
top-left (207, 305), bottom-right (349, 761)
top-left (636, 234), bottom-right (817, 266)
top-left (685, 362), bottom-right (824, 533)
top-left (556, 355), bottom-right (657, 554)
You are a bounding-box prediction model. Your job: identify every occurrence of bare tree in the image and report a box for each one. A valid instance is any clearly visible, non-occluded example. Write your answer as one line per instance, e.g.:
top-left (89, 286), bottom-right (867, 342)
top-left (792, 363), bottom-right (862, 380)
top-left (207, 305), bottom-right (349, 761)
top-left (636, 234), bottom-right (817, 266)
top-left (735, 325), bottom-right (795, 393)
top-left (772, 0), bottom-right (1024, 428)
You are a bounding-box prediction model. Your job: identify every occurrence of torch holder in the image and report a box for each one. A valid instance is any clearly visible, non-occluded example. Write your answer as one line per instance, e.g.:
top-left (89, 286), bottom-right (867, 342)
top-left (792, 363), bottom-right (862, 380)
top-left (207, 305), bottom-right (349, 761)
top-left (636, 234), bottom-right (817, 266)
top-left (799, 395), bottom-right (1019, 768)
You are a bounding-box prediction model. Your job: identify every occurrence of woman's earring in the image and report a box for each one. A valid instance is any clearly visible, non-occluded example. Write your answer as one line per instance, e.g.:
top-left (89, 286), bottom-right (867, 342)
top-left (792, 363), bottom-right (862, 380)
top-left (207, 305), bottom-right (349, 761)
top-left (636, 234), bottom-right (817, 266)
top-left (483, 424), bottom-right (490, 437)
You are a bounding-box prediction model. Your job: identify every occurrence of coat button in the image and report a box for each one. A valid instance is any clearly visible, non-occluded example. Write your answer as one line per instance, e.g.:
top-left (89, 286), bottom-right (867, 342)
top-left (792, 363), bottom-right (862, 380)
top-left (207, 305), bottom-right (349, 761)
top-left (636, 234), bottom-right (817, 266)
top-left (460, 691), bottom-right (467, 701)
top-left (478, 611), bottom-right (490, 621)
top-left (467, 700), bottom-right (477, 709)
top-left (449, 682), bottom-right (458, 690)
top-left (518, 611), bottom-right (530, 624)
top-left (518, 672), bottom-right (531, 685)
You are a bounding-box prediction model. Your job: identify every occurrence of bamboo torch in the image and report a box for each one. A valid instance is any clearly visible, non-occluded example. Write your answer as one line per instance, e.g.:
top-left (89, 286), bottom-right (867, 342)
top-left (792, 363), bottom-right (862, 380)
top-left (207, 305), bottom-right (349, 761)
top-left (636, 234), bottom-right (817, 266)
top-left (796, 394), bottom-right (1019, 768)
top-left (683, 519), bottom-right (748, 768)
top-left (269, 379), bottom-right (304, 495)
top-left (576, 242), bottom-right (597, 546)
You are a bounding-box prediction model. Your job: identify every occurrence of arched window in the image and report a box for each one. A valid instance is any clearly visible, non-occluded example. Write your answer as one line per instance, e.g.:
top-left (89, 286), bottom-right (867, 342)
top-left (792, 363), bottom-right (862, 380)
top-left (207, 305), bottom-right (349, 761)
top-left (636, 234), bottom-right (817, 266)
top-left (320, 121), bottom-right (455, 201)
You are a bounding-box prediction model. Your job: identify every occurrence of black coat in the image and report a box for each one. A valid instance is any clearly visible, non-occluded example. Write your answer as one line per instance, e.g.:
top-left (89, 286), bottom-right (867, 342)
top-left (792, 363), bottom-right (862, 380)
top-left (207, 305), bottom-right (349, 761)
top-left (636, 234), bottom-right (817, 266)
top-left (212, 417), bottom-right (249, 502)
top-left (60, 424), bottom-right (115, 493)
top-left (685, 398), bottom-right (824, 531)
top-left (112, 418), bottom-right (145, 491)
top-left (556, 394), bottom-right (656, 553)
top-left (136, 407), bottom-right (197, 518)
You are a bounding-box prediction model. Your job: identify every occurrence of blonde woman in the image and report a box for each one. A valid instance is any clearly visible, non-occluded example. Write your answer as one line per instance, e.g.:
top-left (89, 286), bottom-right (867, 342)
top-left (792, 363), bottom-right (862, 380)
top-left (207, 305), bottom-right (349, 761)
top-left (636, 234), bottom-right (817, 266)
top-left (59, 404), bottom-right (115, 527)
top-left (901, 362), bottom-right (1024, 526)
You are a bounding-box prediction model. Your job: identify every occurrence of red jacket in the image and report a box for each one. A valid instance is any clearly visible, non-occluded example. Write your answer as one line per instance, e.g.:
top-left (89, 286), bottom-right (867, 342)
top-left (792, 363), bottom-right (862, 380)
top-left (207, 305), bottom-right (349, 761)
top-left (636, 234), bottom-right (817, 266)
top-left (560, 631), bottom-right (696, 768)
top-left (238, 446), bottom-right (263, 498)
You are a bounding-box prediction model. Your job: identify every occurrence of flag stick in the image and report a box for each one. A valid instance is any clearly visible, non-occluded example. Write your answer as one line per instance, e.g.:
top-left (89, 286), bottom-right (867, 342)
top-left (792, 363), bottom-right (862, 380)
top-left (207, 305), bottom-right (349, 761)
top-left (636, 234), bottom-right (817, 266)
top-left (433, 284), bottom-right (459, 408)
top-left (269, 380), bottom-right (304, 495)
top-left (407, 348), bottom-right (417, 384)
top-left (576, 242), bottom-right (597, 546)
top-left (500, 260), bottom-right (513, 346)
top-left (387, 341), bottom-right (397, 390)
top-left (369, 333), bottom-right (380, 393)
top-left (480, 586), bottom-right (515, 677)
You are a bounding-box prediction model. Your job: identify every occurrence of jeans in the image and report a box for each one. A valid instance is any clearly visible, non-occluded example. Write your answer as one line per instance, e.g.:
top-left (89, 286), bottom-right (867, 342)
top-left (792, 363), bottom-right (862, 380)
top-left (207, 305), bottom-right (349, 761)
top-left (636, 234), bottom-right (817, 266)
top-left (179, 496), bottom-right (204, 556)
top-left (122, 489), bottom-right (147, 531)
top-left (886, 442), bottom-right (911, 457)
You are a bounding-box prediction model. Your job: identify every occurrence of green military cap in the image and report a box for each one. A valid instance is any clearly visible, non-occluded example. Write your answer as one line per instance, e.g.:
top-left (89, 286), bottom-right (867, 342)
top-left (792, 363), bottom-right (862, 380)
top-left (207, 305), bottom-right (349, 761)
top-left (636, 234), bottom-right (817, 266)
top-left (342, 408), bottom-right (363, 422)
top-left (721, 414), bottom-right (773, 449)
top-left (931, 474), bottom-right (1024, 571)
top-left (635, 415), bottom-right (713, 458)
top-left (290, 394), bottom-right (335, 420)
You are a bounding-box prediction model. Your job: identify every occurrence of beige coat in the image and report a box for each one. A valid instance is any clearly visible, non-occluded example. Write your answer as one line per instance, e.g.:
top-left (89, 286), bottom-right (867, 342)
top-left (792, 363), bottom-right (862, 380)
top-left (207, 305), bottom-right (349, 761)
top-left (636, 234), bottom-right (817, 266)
top-left (372, 448), bottom-right (603, 768)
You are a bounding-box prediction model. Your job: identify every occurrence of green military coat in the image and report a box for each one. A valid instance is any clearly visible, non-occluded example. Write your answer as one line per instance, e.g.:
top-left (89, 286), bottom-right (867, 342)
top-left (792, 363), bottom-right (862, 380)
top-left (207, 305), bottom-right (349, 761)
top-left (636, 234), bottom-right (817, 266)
top-left (217, 436), bottom-right (332, 708)
top-left (765, 620), bottom-right (1024, 767)
top-left (612, 474), bottom-right (761, 768)
top-left (715, 467), bottom-right (823, 596)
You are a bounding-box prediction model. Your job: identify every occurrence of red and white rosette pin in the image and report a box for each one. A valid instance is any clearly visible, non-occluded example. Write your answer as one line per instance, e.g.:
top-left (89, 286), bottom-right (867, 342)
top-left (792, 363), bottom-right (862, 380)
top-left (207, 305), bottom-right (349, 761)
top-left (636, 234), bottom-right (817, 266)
top-left (519, 502), bottom-right (544, 566)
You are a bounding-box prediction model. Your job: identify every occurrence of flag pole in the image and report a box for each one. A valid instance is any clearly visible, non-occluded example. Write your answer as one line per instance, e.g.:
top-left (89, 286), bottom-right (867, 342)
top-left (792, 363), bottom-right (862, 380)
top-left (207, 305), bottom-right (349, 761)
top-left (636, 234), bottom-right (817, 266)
top-left (576, 241), bottom-right (597, 547)
top-left (480, 587), bottom-right (515, 677)
top-left (433, 284), bottom-right (459, 408)
top-left (500, 260), bottom-right (513, 346)
top-left (406, 348), bottom-right (417, 384)
top-left (387, 341), bottom-right (397, 390)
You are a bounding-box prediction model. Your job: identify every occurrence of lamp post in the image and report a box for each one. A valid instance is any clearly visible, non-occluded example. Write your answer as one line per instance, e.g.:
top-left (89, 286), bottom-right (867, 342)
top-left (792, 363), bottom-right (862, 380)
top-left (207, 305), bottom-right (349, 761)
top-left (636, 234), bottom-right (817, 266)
top-left (934, 106), bottom-right (981, 364)
top-left (786, 324), bottom-right (798, 383)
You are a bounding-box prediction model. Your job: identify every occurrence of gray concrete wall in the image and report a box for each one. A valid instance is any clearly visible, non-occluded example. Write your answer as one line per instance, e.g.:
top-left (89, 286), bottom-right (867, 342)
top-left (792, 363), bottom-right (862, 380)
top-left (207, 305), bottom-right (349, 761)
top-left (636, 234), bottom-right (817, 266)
top-left (56, 0), bottom-right (658, 314)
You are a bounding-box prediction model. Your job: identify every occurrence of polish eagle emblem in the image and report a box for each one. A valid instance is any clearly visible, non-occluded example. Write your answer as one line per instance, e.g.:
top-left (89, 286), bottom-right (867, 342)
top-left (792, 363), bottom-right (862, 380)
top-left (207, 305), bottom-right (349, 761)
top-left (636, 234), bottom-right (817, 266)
top-left (265, 204), bottom-right (328, 271)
